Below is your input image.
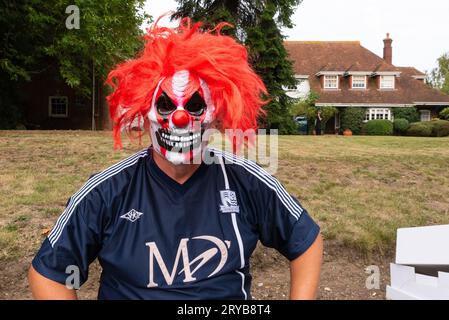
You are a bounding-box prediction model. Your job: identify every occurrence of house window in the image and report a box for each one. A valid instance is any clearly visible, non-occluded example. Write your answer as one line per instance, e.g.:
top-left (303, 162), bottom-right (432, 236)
top-left (380, 75), bottom-right (395, 89)
top-left (324, 75), bottom-right (338, 89)
top-left (352, 75), bottom-right (366, 89)
top-left (284, 78), bottom-right (310, 99)
top-left (49, 96), bottom-right (68, 118)
top-left (420, 110), bottom-right (431, 122)
top-left (364, 108), bottom-right (392, 121)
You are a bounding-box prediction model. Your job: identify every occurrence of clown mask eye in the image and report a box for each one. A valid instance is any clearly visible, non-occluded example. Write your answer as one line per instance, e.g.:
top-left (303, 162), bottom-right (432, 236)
top-left (184, 92), bottom-right (206, 117)
top-left (156, 92), bottom-right (177, 116)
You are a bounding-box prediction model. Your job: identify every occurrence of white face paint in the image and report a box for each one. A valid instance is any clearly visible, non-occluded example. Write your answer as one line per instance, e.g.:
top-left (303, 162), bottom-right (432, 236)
top-left (148, 70), bottom-right (215, 165)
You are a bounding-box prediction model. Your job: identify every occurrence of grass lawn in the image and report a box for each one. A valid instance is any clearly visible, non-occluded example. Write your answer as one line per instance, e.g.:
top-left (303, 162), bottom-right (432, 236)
top-left (0, 131), bottom-right (448, 264)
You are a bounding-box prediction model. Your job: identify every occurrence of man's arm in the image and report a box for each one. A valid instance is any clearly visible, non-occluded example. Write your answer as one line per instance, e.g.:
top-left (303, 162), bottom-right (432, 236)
top-left (28, 265), bottom-right (77, 300)
top-left (289, 233), bottom-right (323, 300)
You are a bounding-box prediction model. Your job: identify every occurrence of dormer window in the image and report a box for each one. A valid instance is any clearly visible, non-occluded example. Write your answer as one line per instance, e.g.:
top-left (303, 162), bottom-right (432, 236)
top-left (352, 75), bottom-right (366, 89)
top-left (324, 75), bottom-right (338, 89)
top-left (380, 75), bottom-right (395, 89)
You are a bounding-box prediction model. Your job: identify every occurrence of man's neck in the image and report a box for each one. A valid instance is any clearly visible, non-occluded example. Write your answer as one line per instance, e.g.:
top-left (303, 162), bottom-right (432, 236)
top-left (152, 149), bottom-right (201, 185)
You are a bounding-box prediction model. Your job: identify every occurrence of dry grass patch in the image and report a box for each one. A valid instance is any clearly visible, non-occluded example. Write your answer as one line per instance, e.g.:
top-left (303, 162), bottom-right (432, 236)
top-left (0, 131), bottom-right (448, 262)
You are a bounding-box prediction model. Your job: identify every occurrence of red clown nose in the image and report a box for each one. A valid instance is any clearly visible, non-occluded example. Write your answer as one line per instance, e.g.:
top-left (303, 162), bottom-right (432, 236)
top-left (171, 109), bottom-right (190, 128)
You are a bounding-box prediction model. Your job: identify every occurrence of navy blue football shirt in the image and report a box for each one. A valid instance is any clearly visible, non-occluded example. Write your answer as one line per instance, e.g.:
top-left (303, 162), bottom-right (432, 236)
top-left (32, 147), bottom-right (320, 299)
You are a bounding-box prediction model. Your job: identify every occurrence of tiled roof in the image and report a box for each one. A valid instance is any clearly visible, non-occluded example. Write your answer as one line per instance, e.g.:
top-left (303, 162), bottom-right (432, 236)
top-left (284, 41), bottom-right (449, 106)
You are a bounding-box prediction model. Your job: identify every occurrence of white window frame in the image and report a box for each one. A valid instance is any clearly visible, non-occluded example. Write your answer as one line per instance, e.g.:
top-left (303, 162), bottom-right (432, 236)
top-left (420, 110), bottom-right (431, 122)
top-left (380, 75), bottom-right (395, 89)
top-left (364, 108), bottom-right (392, 121)
top-left (352, 75), bottom-right (367, 89)
top-left (49, 96), bottom-right (68, 118)
top-left (324, 75), bottom-right (339, 89)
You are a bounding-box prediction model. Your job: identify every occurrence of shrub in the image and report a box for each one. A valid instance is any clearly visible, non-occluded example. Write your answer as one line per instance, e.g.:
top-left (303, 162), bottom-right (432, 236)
top-left (440, 107), bottom-right (449, 120)
top-left (340, 108), bottom-right (365, 135)
top-left (364, 120), bottom-right (393, 136)
top-left (406, 122), bottom-right (432, 137)
top-left (393, 118), bottom-right (409, 135)
top-left (429, 119), bottom-right (449, 137)
top-left (393, 107), bottom-right (420, 123)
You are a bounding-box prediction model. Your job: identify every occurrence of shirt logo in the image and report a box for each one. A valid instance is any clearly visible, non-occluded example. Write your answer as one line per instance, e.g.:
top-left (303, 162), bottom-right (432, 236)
top-left (219, 190), bottom-right (240, 213)
top-left (120, 209), bottom-right (143, 222)
top-left (146, 235), bottom-right (231, 288)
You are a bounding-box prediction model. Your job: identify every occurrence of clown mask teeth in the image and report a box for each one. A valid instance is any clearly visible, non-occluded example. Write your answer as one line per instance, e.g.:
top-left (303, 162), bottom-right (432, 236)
top-left (148, 69), bottom-right (215, 164)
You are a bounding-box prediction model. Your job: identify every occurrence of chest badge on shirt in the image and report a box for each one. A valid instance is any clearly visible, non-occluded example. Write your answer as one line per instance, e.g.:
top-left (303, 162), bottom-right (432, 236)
top-left (219, 190), bottom-right (240, 213)
top-left (120, 209), bottom-right (143, 222)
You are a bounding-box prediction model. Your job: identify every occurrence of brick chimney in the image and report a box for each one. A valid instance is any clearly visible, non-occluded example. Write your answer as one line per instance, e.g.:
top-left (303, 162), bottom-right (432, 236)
top-left (383, 33), bottom-right (393, 65)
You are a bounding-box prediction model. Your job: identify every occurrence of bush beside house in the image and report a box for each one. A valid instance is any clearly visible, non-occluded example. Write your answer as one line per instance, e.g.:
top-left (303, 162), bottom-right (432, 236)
top-left (364, 120), bottom-right (393, 136)
top-left (406, 119), bottom-right (449, 137)
top-left (393, 118), bottom-right (410, 135)
top-left (429, 119), bottom-right (449, 137)
top-left (340, 108), bottom-right (365, 135)
top-left (407, 123), bottom-right (433, 137)
top-left (440, 107), bottom-right (449, 120)
top-left (393, 107), bottom-right (420, 123)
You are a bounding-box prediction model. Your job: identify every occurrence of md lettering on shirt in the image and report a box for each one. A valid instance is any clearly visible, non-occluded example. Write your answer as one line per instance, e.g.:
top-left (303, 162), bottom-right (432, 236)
top-left (146, 235), bottom-right (231, 288)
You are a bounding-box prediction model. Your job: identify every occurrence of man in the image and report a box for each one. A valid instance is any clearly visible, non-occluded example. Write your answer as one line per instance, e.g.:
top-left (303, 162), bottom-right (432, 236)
top-left (29, 18), bottom-right (323, 300)
top-left (315, 111), bottom-right (323, 136)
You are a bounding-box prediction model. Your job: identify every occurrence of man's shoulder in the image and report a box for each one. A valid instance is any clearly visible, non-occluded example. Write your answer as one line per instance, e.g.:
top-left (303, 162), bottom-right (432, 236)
top-left (82, 148), bottom-right (149, 198)
top-left (208, 147), bottom-right (278, 191)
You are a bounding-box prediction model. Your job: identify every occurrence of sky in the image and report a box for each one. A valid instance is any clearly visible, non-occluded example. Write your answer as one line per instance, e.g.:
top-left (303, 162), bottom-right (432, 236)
top-left (143, 0), bottom-right (449, 73)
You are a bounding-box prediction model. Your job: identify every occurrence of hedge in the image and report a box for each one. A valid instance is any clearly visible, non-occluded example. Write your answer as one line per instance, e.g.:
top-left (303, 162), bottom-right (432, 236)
top-left (364, 120), bottom-right (393, 136)
top-left (340, 108), bottom-right (365, 135)
top-left (393, 118), bottom-right (409, 135)
top-left (393, 107), bottom-right (420, 123)
top-left (429, 119), bottom-right (449, 137)
top-left (440, 107), bottom-right (449, 120)
top-left (406, 122), bottom-right (432, 137)
top-left (406, 120), bottom-right (449, 137)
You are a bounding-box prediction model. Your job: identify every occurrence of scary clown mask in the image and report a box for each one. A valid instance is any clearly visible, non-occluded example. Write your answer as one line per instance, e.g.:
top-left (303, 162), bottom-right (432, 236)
top-left (106, 18), bottom-right (268, 159)
top-left (148, 70), bottom-right (215, 165)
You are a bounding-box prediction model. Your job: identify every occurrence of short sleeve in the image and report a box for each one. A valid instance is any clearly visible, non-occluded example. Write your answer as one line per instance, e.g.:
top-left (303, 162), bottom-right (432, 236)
top-left (255, 178), bottom-right (320, 261)
top-left (32, 188), bottom-right (105, 286)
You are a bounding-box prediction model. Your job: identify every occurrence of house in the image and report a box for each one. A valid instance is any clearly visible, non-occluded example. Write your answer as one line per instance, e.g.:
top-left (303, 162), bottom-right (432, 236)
top-left (284, 34), bottom-right (449, 133)
top-left (21, 62), bottom-right (111, 130)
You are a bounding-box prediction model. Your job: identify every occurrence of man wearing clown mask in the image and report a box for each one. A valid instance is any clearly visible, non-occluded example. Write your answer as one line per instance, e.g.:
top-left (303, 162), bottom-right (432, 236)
top-left (29, 18), bottom-right (323, 300)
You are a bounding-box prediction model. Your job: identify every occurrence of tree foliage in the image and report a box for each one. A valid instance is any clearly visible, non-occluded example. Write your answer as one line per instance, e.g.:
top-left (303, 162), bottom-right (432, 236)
top-left (440, 107), bottom-right (449, 120)
top-left (428, 52), bottom-right (449, 95)
top-left (0, 0), bottom-right (147, 128)
top-left (291, 92), bottom-right (336, 133)
top-left (173, 0), bottom-right (302, 134)
top-left (392, 107), bottom-right (420, 123)
top-left (3, 0), bottom-right (146, 95)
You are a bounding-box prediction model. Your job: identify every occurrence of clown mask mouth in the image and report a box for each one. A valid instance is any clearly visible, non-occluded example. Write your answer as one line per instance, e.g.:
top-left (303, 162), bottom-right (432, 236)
top-left (155, 128), bottom-right (203, 153)
top-left (148, 70), bottom-right (216, 164)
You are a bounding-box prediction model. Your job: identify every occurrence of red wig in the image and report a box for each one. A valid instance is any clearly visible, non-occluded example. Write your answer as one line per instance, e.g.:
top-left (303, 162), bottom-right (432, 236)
top-left (106, 17), bottom-right (267, 149)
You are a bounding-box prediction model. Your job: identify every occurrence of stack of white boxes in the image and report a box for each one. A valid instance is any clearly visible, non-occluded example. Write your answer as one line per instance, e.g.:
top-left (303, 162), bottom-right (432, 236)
top-left (387, 224), bottom-right (449, 299)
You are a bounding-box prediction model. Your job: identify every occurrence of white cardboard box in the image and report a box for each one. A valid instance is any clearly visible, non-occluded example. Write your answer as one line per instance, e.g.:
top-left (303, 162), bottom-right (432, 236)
top-left (387, 263), bottom-right (449, 300)
top-left (396, 224), bottom-right (449, 266)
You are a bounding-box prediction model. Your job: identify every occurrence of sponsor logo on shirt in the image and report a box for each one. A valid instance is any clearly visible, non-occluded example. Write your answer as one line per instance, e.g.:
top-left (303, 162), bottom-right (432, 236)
top-left (120, 209), bottom-right (143, 222)
top-left (146, 235), bottom-right (231, 287)
top-left (219, 190), bottom-right (240, 213)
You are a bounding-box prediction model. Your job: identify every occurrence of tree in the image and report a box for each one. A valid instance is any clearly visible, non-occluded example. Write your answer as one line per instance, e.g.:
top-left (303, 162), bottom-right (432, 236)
top-left (291, 92), bottom-right (336, 134)
top-left (428, 52), bottom-right (449, 95)
top-left (0, 0), bottom-right (147, 128)
top-left (173, 0), bottom-right (302, 134)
